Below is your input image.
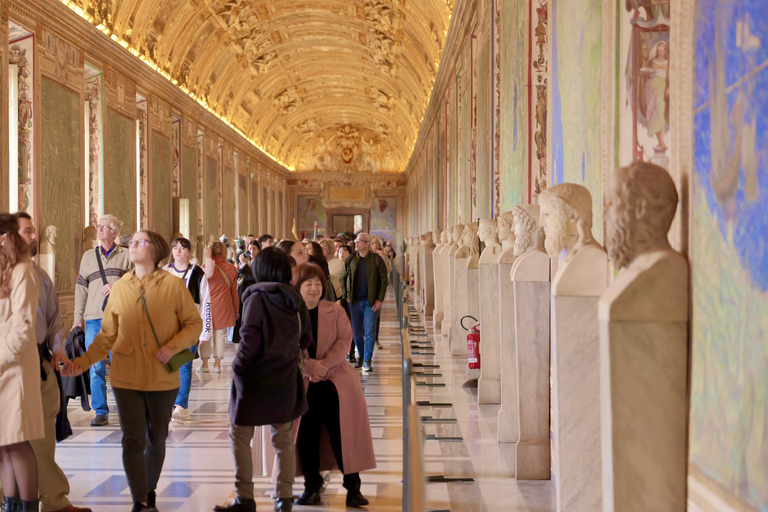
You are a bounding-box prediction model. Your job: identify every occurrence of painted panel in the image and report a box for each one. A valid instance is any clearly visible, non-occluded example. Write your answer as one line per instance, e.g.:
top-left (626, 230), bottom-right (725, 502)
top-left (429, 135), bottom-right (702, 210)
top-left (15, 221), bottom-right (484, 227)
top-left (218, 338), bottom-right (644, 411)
top-left (476, 42), bottom-right (492, 220)
top-left (297, 195), bottom-right (325, 238)
top-left (500, 0), bottom-right (527, 211)
top-left (150, 132), bottom-right (171, 241)
top-left (40, 79), bottom-right (80, 291)
top-left (550, 0), bottom-right (603, 240)
top-left (250, 181), bottom-right (259, 235)
top-left (371, 197), bottom-right (397, 243)
top-left (104, 108), bottom-right (136, 234)
top-left (276, 191), bottom-right (283, 238)
top-left (460, 68), bottom-right (472, 223)
top-left (260, 186), bottom-right (267, 235)
top-left (449, 105), bottom-right (458, 225)
top-left (205, 157), bottom-right (218, 238)
top-left (239, 174), bottom-right (248, 236)
top-left (689, 1), bottom-right (768, 509)
top-left (223, 166), bottom-right (236, 237)
top-left (181, 146), bottom-right (198, 241)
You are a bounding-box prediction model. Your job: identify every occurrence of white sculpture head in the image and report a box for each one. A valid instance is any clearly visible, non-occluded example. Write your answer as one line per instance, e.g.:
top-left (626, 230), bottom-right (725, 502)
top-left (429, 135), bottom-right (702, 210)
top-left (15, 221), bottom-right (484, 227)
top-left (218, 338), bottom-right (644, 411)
top-left (497, 211), bottom-right (516, 245)
top-left (45, 225), bottom-right (57, 245)
top-left (452, 224), bottom-right (465, 247)
top-left (539, 183), bottom-right (596, 258)
top-left (512, 205), bottom-right (544, 257)
top-left (440, 230), bottom-right (448, 244)
top-left (432, 229), bottom-right (442, 245)
top-left (605, 161), bottom-right (678, 269)
top-left (478, 219), bottom-right (499, 246)
top-left (461, 222), bottom-right (479, 256)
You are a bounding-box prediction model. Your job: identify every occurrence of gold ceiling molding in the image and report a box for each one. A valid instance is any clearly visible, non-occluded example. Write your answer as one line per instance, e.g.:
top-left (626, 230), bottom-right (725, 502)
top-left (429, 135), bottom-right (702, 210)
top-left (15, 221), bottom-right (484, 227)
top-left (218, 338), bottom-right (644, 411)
top-left (58, 0), bottom-right (454, 173)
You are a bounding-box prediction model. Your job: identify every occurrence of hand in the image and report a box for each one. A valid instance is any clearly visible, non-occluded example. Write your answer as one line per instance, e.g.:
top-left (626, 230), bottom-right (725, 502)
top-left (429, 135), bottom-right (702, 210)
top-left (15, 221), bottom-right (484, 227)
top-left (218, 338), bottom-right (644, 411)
top-left (204, 247), bottom-right (212, 260)
top-left (239, 254), bottom-right (247, 266)
top-left (314, 361), bottom-right (329, 380)
top-left (100, 283), bottom-right (113, 296)
top-left (154, 346), bottom-right (175, 364)
top-left (372, 300), bottom-right (383, 312)
top-left (62, 361), bottom-right (84, 377)
top-left (51, 353), bottom-right (71, 370)
top-left (198, 338), bottom-right (207, 346)
top-left (71, 322), bottom-right (82, 331)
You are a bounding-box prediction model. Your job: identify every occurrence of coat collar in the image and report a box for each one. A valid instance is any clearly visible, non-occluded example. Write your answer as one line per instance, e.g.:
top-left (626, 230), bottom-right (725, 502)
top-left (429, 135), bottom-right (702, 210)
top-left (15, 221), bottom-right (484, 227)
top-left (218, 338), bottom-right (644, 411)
top-left (314, 300), bottom-right (335, 358)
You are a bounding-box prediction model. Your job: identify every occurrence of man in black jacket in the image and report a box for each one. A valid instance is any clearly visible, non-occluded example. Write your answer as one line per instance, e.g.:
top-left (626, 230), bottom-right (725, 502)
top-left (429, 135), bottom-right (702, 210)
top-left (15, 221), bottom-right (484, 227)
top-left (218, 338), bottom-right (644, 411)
top-left (340, 232), bottom-right (388, 372)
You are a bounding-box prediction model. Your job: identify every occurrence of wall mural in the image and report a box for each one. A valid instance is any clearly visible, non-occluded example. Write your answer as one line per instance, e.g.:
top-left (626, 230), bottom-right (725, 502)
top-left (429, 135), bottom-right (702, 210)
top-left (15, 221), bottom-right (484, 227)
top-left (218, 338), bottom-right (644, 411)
top-left (182, 146), bottom-right (198, 240)
top-left (618, 1), bottom-right (671, 169)
top-left (150, 132), bottom-right (172, 240)
top-left (296, 124), bottom-right (398, 173)
top-left (529, 0), bottom-right (548, 203)
top-left (137, 101), bottom-right (149, 229)
top-left (690, 0), bottom-right (767, 508)
top-left (9, 36), bottom-right (35, 213)
top-left (104, 108), bottom-right (136, 235)
top-left (172, 118), bottom-right (181, 196)
top-left (371, 197), bottom-right (397, 243)
top-left (297, 195), bottom-right (325, 238)
top-left (205, 156), bottom-right (218, 237)
top-left (85, 74), bottom-right (103, 227)
top-left (223, 165), bottom-right (236, 237)
top-left (550, 0), bottom-right (603, 241)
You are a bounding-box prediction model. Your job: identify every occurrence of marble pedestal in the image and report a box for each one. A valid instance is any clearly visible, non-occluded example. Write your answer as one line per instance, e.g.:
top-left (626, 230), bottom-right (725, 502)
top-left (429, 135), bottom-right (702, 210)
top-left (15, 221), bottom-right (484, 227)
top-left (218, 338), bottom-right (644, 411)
top-left (421, 247), bottom-right (434, 322)
top-left (497, 262), bottom-right (518, 443)
top-left (464, 267), bottom-right (481, 382)
top-left (38, 254), bottom-right (56, 283)
top-left (552, 296), bottom-right (602, 511)
top-left (451, 258), bottom-right (469, 356)
top-left (432, 247), bottom-right (445, 330)
top-left (600, 320), bottom-right (687, 512)
top-left (514, 281), bottom-right (551, 480)
top-left (442, 247), bottom-right (459, 341)
top-left (478, 263), bottom-right (501, 404)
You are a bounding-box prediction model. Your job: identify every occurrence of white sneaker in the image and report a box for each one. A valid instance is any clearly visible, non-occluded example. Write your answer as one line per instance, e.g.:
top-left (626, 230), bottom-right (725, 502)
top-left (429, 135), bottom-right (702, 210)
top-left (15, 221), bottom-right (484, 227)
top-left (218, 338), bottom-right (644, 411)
top-left (171, 406), bottom-right (188, 423)
top-left (196, 364), bottom-right (209, 374)
top-left (211, 365), bottom-right (222, 374)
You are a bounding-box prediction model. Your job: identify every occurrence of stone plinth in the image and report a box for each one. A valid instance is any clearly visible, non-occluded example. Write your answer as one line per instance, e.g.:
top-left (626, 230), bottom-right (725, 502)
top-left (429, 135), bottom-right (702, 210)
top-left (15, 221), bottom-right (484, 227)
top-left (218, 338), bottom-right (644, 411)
top-left (497, 259), bottom-right (518, 443)
top-left (451, 255), bottom-right (469, 356)
top-left (478, 263), bottom-right (500, 404)
top-left (420, 244), bottom-right (435, 322)
top-left (442, 244), bottom-right (459, 341)
top-left (432, 245), bottom-right (445, 329)
top-left (465, 266), bottom-right (481, 381)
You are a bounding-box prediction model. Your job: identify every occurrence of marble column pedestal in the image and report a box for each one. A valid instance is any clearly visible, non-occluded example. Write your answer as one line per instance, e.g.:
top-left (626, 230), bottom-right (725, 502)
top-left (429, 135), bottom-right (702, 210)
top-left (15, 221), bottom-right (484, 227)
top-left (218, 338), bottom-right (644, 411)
top-left (552, 296), bottom-right (602, 511)
top-left (600, 320), bottom-right (687, 512)
top-left (442, 250), bottom-right (458, 341)
top-left (421, 250), bottom-right (434, 323)
top-left (465, 267), bottom-right (481, 382)
top-left (478, 263), bottom-right (501, 404)
top-left (39, 254), bottom-right (56, 282)
top-left (432, 248), bottom-right (445, 331)
top-left (497, 262), bottom-right (518, 444)
top-left (514, 281), bottom-right (551, 480)
top-left (451, 259), bottom-right (469, 356)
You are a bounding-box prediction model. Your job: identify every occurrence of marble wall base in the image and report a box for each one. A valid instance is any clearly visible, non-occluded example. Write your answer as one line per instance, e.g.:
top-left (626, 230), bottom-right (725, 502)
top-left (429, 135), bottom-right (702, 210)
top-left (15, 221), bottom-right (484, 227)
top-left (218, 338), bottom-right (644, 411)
top-left (451, 262), bottom-right (469, 356)
top-left (39, 254), bottom-right (56, 283)
top-left (465, 268), bottom-right (481, 382)
top-left (600, 320), bottom-right (687, 512)
top-left (514, 280), bottom-right (551, 480)
top-left (433, 310), bottom-right (444, 332)
top-left (552, 296), bottom-right (602, 512)
top-left (478, 264), bottom-right (501, 404)
top-left (497, 262), bottom-right (518, 444)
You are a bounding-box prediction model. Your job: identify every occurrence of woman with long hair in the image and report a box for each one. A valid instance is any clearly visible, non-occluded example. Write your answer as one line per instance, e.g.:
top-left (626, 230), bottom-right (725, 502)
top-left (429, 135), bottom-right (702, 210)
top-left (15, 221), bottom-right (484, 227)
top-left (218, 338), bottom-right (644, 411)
top-left (215, 248), bottom-right (312, 512)
top-left (0, 213), bottom-right (42, 512)
top-left (275, 240), bottom-right (309, 267)
top-left (64, 230), bottom-right (202, 512)
top-left (198, 241), bottom-right (238, 374)
top-left (291, 264), bottom-right (375, 508)
top-left (163, 237), bottom-right (212, 423)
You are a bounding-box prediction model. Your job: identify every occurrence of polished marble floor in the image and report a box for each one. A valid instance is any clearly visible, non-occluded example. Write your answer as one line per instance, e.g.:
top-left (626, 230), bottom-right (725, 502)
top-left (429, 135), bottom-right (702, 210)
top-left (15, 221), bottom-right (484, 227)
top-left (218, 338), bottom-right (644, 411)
top-left (57, 288), bottom-right (554, 511)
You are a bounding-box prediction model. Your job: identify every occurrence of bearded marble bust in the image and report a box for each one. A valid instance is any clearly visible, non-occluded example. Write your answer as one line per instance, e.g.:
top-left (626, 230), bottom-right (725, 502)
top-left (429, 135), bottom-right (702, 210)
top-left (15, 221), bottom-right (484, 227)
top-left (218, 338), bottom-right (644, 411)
top-left (510, 204), bottom-right (549, 281)
top-left (539, 183), bottom-right (608, 296)
top-left (452, 224), bottom-right (465, 249)
top-left (478, 219), bottom-right (501, 264)
top-left (432, 229), bottom-right (443, 247)
top-left (458, 222), bottom-right (480, 268)
top-left (599, 161), bottom-right (688, 321)
top-left (440, 229), bottom-right (448, 246)
top-left (423, 231), bottom-right (435, 249)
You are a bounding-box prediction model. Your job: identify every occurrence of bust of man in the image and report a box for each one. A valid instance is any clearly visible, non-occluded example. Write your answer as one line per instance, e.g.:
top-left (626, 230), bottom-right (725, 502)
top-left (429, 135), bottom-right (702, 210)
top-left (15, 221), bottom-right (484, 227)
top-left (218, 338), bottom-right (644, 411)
top-left (423, 231), bottom-right (435, 249)
top-left (40, 225), bottom-right (57, 255)
top-left (452, 224), bottom-right (465, 250)
top-left (440, 229), bottom-right (448, 247)
top-left (496, 211), bottom-right (516, 264)
top-left (599, 162), bottom-right (688, 322)
top-left (510, 205), bottom-right (549, 282)
top-left (539, 183), bottom-right (608, 296)
top-left (432, 229), bottom-right (443, 248)
top-left (457, 222), bottom-right (480, 268)
top-left (478, 219), bottom-right (501, 264)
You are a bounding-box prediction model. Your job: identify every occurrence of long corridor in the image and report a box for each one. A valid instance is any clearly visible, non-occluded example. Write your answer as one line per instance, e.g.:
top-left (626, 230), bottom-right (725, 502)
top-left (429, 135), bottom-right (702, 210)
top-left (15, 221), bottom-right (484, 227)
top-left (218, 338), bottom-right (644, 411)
top-left (55, 287), bottom-right (554, 512)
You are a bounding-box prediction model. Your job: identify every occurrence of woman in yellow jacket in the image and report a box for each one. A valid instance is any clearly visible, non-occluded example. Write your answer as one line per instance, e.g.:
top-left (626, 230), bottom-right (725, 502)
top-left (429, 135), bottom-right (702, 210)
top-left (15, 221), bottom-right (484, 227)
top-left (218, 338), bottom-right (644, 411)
top-left (64, 231), bottom-right (202, 512)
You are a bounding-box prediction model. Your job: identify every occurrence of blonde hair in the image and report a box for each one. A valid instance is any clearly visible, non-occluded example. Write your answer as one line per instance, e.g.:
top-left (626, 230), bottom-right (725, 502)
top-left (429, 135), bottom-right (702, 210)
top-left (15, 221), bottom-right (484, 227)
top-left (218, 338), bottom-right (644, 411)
top-left (210, 241), bottom-right (227, 258)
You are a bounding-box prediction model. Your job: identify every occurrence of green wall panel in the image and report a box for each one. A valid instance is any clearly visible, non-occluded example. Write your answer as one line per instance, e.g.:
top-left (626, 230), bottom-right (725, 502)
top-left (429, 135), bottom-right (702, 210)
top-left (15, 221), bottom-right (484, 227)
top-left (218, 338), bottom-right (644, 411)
top-left (223, 166), bottom-right (236, 237)
top-left (150, 132), bottom-right (171, 241)
top-left (205, 157), bottom-right (218, 238)
top-left (41, 79), bottom-right (81, 290)
top-left (181, 146), bottom-right (198, 241)
top-left (238, 174), bottom-right (248, 236)
top-left (250, 181), bottom-right (259, 235)
top-left (104, 108), bottom-right (136, 235)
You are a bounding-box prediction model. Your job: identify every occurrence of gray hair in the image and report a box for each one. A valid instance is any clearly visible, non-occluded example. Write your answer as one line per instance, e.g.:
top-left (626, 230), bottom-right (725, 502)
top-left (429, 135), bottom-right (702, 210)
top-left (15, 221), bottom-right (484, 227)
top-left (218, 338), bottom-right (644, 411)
top-left (98, 214), bottom-right (123, 236)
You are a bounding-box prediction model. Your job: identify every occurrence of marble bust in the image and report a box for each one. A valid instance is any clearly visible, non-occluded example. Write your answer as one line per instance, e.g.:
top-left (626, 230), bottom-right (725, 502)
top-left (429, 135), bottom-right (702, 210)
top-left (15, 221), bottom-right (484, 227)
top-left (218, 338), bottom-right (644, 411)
top-left (496, 211), bottom-right (516, 263)
top-left (439, 229), bottom-right (448, 246)
top-left (432, 229), bottom-right (443, 247)
top-left (423, 232), bottom-right (435, 249)
top-left (599, 162), bottom-right (688, 322)
top-left (510, 205), bottom-right (548, 282)
top-left (452, 224), bottom-right (465, 249)
top-left (478, 219), bottom-right (501, 264)
top-left (539, 183), bottom-right (608, 296)
top-left (40, 225), bottom-right (57, 255)
top-left (460, 222), bottom-right (480, 269)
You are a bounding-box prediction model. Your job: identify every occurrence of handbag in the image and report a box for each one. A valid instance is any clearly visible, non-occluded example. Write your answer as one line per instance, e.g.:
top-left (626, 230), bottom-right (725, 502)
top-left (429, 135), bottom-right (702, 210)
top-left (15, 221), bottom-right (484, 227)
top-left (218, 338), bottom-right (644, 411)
top-left (139, 288), bottom-right (196, 373)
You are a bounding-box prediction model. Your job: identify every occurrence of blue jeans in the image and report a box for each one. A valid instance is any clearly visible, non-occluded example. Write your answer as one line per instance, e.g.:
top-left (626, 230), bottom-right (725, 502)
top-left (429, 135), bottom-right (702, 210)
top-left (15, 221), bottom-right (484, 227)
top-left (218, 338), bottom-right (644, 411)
top-left (349, 300), bottom-right (378, 363)
top-left (85, 319), bottom-right (109, 416)
top-left (175, 345), bottom-right (199, 409)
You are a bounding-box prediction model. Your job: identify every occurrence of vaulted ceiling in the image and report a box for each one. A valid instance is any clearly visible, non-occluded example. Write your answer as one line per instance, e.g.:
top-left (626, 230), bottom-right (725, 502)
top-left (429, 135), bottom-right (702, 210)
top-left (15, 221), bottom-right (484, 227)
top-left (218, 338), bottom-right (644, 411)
top-left (66, 0), bottom-right (453, 172)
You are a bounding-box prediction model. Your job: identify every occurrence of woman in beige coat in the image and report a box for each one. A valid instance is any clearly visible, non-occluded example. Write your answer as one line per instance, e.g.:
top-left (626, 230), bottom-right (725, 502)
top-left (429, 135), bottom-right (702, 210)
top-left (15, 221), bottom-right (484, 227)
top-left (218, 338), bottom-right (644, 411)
top-left (0, 213), bottom-right (42, 512)
top-left (64, 230), bottom-right (202, 512)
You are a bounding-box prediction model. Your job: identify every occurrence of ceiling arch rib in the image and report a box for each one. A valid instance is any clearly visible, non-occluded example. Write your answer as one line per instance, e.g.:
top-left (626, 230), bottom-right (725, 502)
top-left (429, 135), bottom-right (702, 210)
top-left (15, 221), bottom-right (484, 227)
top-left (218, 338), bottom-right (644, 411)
top-left (65, 0), bottom-right (453, 172)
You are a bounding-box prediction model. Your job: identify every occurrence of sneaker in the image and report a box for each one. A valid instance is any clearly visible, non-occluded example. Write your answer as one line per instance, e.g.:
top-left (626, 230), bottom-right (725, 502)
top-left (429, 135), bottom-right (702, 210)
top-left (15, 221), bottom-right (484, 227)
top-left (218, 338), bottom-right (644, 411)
top-left (348, 353), bottom-right (357, 364)
top-left (131, 503), bottom-right (157, 512)
top-left (375, 340), bottom-right (383, 349)
top-left (90, 414), bottom-right (109, 427)
top-left (211, 365), bottom-right (222, 374)
top-left (171, 406), bottom-right (189, 423)
top-left (196, 364), bottom-right (209, 374)
top-left (362, 361), bottom-right (372, 372)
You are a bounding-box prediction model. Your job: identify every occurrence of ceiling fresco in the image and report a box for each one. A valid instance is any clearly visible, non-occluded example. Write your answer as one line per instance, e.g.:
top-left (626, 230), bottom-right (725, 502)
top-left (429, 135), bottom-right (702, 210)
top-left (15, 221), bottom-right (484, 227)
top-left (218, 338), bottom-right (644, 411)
top-left (61, 0), bottom-right (454, 172)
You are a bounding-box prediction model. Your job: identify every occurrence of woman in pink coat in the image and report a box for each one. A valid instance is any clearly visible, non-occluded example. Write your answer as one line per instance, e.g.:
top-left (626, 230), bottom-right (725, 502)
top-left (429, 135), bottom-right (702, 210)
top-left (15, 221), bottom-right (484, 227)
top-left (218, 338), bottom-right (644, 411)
top-left (291, 263), bottom-right (376, 508)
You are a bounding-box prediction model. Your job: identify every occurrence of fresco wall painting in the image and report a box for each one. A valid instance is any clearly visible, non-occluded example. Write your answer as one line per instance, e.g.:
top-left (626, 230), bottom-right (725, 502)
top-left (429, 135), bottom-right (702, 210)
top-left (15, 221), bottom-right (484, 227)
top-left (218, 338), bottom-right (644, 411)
top-left (150, 132), bottom-right (172, 241)
top-left (529, 0), bottom-right (549, 204)
top-left (371, 197), bottom-right (397, 243)
top-left (9, 34), bottom-right (35, 214)
top-left (297, 195), bottom-right (325, 239)
top-left (104, 108), bottom-right (136, 235)
top-left (181, 146), bottom-right (198, 241)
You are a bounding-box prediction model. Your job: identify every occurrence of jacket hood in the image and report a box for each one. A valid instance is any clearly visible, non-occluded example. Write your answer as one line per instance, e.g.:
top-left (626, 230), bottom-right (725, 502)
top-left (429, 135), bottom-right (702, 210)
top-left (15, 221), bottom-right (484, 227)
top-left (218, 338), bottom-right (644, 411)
top-left (242, 282), bottom-right (303, 312)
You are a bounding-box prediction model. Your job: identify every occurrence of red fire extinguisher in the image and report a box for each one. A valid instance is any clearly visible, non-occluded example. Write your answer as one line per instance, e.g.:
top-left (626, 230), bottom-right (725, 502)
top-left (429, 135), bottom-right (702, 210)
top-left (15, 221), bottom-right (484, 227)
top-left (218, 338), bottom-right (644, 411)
top-left (461, 316), bottom-right (480, 370)
top-left (409, 272), bottom-right (414, 287)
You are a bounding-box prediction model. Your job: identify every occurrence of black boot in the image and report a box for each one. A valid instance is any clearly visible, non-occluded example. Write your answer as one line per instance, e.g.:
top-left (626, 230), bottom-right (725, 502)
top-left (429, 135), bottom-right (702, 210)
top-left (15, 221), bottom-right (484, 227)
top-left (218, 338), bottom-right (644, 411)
top-left (344, 476), bottom-right (368, 508)
top-left (274, 497), bottom-right (292, 511)
top-left (2, 496), bottom-right (19, 512)
top-left (212, 497), bottom-right (256, 512)
top-left (18, 500), bottom-right (39, 512)
top-left (147, 491), bottom-right (156, 508)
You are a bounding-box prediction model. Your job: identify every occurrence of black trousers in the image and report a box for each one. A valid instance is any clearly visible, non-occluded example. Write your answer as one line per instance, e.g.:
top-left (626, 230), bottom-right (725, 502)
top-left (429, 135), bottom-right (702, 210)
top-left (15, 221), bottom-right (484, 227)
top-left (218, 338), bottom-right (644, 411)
top-left (297, 381), bottom-right (361, 492)
top-left (112, 387), bottom-right (177, 504)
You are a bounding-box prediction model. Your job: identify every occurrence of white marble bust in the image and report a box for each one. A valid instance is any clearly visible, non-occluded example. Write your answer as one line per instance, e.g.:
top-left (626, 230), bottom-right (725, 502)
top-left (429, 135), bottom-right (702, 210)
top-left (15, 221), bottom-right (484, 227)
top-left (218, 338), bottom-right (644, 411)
top-left (510, 204), bottom-right (549, 282)
top-left (439, 229), bottom-right (448, 246)
top-left (539, 183), bottom-right (608, 296)
top-left (496, 211), bottom-right (516, 264)
top-left (599, 162), bottom-right (688, 322)
top-left (452, 224), bottom-right (465, 249)
top-left (478, 219), bottom-right (501, 264)
top-left (423, 231), bottom-right (435, 249)
top-left (40, 225), bottom-right (57, 255)
top-left (459, 222), bottom-right (480, 269)
top-left (432, 229), bottom-right (443, 248)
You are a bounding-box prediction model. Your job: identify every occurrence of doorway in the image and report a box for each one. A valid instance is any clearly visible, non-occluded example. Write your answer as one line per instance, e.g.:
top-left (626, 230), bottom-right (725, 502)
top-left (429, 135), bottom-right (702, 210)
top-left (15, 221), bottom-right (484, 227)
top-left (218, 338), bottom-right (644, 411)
top-left (326, 208), bottom-right (369, 238)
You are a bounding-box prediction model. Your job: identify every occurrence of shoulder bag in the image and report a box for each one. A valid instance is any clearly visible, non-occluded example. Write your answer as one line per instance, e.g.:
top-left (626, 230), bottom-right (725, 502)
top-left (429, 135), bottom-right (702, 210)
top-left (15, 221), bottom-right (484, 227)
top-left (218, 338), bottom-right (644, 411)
top-left (140, 288), bottom-right (196, 373)
top-left (94, 248), bottom-right (110, 311)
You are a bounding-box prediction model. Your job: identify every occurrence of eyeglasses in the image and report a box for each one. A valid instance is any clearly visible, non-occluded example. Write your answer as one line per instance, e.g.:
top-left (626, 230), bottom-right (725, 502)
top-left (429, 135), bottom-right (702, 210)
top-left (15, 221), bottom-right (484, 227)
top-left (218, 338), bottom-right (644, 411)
top-left (355, 239), bottom-right (369, 244)
top-left (129, 239), bottom-right (152, 248)
top-left (97, 224), bottom-right (113, 231)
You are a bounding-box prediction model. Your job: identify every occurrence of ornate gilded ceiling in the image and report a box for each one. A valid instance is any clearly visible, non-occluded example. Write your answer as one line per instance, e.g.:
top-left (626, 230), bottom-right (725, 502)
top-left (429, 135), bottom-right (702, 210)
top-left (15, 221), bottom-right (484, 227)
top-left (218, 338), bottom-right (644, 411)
top-left (63, 0), bottom-right (453, 172)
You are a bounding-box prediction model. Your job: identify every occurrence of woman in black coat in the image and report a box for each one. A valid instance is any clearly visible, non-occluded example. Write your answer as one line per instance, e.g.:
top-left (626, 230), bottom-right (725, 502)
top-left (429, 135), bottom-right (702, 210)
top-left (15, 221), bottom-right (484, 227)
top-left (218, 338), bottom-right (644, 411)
top-left (214, 248), bottom-right (312, 512)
